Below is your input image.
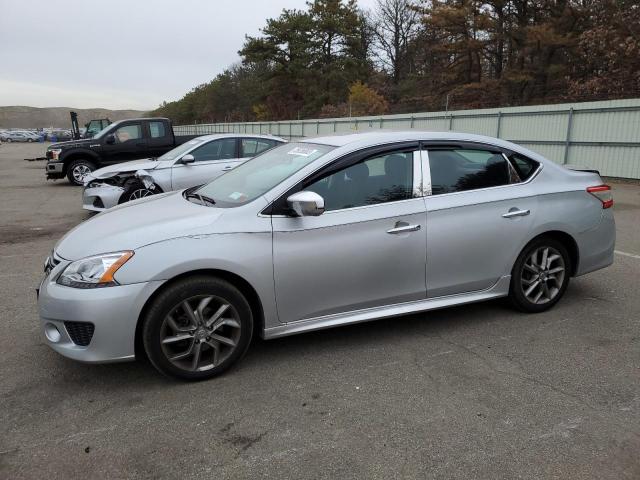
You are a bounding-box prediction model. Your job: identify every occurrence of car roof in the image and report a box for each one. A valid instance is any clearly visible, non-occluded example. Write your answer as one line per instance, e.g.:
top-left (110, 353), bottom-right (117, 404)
top-left (300, 130), bottom-right (521, 151)
top-left (194, 133), bottom-right (287, 142)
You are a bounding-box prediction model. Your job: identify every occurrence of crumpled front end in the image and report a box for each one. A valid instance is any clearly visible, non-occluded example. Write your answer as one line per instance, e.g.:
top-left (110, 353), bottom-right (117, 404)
top-left (82, 183), bottom-right (125, 211)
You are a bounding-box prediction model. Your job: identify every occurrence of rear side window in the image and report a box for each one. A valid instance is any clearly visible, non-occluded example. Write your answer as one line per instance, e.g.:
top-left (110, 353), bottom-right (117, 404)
top-left (241, 138), bottom-right (276, 157)
top-left (429, 149), bottom-right (511, 195)
top-left (149, 121), bottom-right (166, 138)
top-left (509, 153), bottom-right (539, 181)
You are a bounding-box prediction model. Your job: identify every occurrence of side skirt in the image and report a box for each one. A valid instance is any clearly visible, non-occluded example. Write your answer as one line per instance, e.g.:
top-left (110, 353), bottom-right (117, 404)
top-left (264, 275), bottom-right (511, 339)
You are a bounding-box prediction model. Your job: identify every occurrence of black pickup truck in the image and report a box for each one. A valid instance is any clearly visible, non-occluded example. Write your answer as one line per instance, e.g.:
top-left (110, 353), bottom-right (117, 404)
top-left (45, 117), bottom-right (197, 185)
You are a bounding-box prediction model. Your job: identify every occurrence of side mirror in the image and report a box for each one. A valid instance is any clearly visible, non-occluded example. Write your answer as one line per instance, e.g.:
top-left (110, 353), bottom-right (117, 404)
top-left (105, 134), bottom-right (115, 145)
top-left (181, 154), bottom-right (195, 164)
top-left (287, 191), bottom-right (325, 217)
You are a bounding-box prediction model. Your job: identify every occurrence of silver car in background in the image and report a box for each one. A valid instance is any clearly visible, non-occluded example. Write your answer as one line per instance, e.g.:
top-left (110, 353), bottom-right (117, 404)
top-left (38, 131), bottom-right (615, 380)
top-left (82, 134), bottom-right (285, 211)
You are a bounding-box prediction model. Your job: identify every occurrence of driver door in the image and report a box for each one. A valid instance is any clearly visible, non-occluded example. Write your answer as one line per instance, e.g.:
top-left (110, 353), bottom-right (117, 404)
top-left (171, 138), bottom-right (239, 190)
top-left (271, 146), bottom-right (427, 323)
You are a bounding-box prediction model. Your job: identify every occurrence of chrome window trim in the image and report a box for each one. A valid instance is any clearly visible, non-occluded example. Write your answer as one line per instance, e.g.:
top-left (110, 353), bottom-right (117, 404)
top-left (504, 153), bottom-right (522, 183)
top-left (420, 150), bottom-right (432, 196)
top-left (412, 151), bottom-right (423, 198)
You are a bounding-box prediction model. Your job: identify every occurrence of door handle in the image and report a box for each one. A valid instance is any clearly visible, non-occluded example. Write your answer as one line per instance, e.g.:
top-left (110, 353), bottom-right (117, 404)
top-left (387, 222), bottom-right (421, 234)
top-left (502, 209), bottom-right (530, 218)
top-left (222, 166), bottom-right (233, 171)
top-left (135, 142), bottom-right (146, 147)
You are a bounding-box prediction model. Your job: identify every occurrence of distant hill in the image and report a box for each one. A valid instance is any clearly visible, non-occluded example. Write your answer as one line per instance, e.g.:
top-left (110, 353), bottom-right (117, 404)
top-left (0, 106), bottom-right (148, 129)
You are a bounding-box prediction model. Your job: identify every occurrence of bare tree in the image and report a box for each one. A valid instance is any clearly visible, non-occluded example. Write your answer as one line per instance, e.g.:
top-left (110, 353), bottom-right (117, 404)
top-left (372, 0), bottom-right (420, 84)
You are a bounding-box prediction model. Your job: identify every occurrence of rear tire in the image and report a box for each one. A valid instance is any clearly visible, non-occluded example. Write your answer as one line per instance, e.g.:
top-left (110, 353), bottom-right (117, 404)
top-left (66, 158), bottom-right (96, 186)
top-left (142, 276), bottom-right (253, 381)
top-left (509, 236), bottom-right (571, 313)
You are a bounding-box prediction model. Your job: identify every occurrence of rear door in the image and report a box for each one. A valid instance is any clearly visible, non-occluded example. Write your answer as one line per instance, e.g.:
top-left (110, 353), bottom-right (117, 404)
top-left (171, 137), bottom-right (238, 190)
top-left (145, 120), bottom-right (173, 158)
top-left (423, 144), bottom-right (539, 297)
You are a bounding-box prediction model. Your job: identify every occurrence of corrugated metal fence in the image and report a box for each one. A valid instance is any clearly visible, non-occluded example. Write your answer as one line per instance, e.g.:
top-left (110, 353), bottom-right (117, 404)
top-left (174, 98), bottom-right (640, 179)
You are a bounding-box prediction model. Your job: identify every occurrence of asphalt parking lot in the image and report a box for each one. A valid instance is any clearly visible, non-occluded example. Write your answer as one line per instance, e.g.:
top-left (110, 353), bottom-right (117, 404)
top-left (1, 142), bottom-right (639, 479)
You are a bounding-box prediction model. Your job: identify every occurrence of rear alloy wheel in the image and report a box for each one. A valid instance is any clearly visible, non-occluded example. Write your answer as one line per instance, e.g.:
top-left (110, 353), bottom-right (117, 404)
top-left (143, 277), bottom-right (253, 380)
top-left (509, 237), bottom-right (571, 313)
top-left (66, 159), bottom-right (96, 186)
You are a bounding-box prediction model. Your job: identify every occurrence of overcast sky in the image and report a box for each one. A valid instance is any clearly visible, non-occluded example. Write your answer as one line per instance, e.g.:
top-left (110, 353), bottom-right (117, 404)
top-left (0, 0), bottom-right (377, 110)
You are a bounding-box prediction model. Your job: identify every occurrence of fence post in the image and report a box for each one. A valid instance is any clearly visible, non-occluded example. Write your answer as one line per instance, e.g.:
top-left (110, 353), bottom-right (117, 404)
top-left (301, 122), bottom-right (304, 137)
top-left (448, 114), bottom-right (453, 130)
top-left (317, 121), bottom-right (320, 134)
top-left (354, 118), bottom-right (358, 131)
top-left (410, 116), bottom-right (414, 129)
top-left (496, 112), bottom-right (502, 138)
top-left (563, 108), bottom-right (574, 165)
top-left (333, 120), bottom-right (337, 132)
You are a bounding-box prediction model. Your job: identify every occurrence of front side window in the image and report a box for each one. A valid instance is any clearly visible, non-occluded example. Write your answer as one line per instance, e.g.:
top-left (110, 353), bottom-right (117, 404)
top-left (114, 124), bottom-right (142, 143)
top-left (429, 149), bottom-right (511, 195)
top-left (241, 138), bottom-right (277, 157)
top-left (149, 121), bottom-right (166, 138)
top-left (306, 151), bottom-right (415, 211)
top-left (190, 138), bottom-right (237, 162)
top-left (196, 142), bottom-right (333, 207)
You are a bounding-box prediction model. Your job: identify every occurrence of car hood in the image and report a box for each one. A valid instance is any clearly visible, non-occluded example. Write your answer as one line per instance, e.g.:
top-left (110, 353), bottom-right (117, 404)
top-left (55, 191), bottom-right (224, 260)
top-left (48, 138), bottom-right (91, 150)
top-left (88, 158), bottom-right (168, 180)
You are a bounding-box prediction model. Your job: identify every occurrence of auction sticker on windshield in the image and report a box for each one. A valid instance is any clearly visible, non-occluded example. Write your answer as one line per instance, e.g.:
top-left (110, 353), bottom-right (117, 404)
top-left (287, 146), bottom-right (318, 157)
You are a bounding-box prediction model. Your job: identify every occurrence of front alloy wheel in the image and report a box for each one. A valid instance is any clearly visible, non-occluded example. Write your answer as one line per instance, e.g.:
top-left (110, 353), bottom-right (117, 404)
top-left (143, 276), bottom-right (253, 380)
top-left (510, 237), bottom-right (571, 312)
top-left (160, 295), bottom-right (242, 372)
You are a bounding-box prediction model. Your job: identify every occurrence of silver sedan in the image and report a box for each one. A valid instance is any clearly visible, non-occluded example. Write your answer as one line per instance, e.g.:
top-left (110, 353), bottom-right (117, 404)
top-left (82, 134), bottom-right (285, 211)
top-left (38, 131), bottom-right (615, 380)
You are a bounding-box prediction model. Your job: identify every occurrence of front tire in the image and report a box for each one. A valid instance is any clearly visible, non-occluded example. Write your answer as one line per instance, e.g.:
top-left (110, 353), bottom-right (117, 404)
top-left (119, 179), bottom-right (158, 204)
top-left (509, 237), bottom-right (571, 313)
top-left (66, 158), bottom-right (96, 186)
top-left (142, 276), bottom-right (253, 380)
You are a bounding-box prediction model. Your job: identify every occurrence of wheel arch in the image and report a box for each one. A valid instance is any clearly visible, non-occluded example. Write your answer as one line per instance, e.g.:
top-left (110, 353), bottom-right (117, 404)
top-left (134, 269), bottom-right (265, 359)
top-left (63, 151), bottom-right (100, 173)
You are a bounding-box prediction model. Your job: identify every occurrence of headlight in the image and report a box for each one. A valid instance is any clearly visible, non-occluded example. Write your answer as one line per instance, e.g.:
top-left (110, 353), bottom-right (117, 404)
top-left (57, 251), bottom-right (134, 288)
top-left (49, 148), bottom-right (62, 160)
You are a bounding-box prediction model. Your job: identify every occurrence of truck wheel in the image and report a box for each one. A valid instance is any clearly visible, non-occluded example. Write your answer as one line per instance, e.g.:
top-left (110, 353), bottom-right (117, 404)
top-left (66, 159), bottom-right (96, 186)
top-left (119, 179), bottom-right (159, 204)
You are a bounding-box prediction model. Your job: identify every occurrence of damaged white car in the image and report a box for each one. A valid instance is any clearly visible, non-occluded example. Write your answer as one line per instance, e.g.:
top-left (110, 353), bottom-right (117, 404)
top-left (82, 134), bottom-right (285, 211)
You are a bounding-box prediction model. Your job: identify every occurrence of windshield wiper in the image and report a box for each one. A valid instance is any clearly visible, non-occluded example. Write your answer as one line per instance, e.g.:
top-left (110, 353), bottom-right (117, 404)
top-left (185, 192), bottom-right (216, 206)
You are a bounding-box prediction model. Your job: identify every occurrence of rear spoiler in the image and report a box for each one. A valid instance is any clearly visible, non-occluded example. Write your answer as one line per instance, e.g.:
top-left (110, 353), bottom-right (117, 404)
top-left (563, 165), bottom-right (601, 175)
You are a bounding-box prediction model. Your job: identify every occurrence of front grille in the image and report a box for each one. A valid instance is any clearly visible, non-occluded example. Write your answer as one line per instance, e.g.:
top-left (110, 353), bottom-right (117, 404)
top-left (64, 321), bottom-right (95, 346)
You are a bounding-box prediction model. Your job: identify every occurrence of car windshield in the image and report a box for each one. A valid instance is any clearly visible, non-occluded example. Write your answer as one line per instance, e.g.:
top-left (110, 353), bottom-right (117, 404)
top-left (157, 138), bottom-right (208, 161)
top-left (195, 142), bottom-right (333, 207)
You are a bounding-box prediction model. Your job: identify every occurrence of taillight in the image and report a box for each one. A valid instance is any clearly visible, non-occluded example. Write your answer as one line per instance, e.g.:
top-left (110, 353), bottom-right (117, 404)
top-left (587, 185), bottom-right (613, 209)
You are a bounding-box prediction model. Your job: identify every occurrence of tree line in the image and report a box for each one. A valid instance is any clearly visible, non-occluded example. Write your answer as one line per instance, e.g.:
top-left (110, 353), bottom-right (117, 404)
top-left (152, 0), bottom-right (640, 123)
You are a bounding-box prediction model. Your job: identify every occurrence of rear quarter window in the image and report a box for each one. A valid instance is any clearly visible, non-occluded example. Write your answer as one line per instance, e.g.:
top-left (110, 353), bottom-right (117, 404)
top-left (509, 154), bottom-right (539, 181)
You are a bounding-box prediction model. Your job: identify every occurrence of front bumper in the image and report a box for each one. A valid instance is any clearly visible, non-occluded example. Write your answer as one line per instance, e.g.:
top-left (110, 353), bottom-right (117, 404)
top-left (45, 161), bottom-right (65, 179)
top-left (82, 184), bottom-right (124, 212)
top-left (38, 265), bottom-right (165, 363)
